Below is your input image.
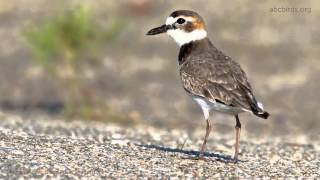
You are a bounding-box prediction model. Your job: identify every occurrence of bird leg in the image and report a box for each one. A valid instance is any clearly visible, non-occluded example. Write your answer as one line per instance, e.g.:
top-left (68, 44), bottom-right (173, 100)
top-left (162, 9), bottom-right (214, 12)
top-left (234, 114), bottom-right (241, 162)
top-left (199, 118), bottom-right (212, 159)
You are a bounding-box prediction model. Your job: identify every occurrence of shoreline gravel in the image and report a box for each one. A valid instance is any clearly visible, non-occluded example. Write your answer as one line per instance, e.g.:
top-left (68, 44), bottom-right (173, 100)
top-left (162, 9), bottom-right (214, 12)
top-left (0, 113), bottom-right (319, 178)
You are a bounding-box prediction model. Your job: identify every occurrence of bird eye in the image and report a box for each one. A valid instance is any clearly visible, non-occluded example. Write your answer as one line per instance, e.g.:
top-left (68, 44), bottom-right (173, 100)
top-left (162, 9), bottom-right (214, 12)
top-left (176, 18), bottom-right (186, 24)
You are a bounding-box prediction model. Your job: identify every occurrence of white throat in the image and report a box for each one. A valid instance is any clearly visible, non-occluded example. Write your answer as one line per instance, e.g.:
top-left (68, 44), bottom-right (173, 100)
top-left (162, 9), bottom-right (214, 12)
top-left (165, 17), bottom-right (207, 46)
top-left (167, 29), bottom-right (207, 46)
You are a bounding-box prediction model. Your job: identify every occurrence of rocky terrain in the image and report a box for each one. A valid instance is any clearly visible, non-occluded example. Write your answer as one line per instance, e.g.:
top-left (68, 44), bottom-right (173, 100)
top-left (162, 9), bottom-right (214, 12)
top-left (0, 112), bottom-right (319, 179)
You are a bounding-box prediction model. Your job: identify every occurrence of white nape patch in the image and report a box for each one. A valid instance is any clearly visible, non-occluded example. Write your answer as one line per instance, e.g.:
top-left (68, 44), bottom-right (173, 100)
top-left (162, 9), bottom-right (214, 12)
top-left (165, 16), bottom-right (207, 46)
top-left (257, 102), bottom-right (264, 110)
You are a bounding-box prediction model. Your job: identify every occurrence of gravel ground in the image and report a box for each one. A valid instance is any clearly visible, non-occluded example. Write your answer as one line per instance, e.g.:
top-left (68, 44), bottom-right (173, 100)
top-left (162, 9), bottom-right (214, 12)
top-left (0, 112), bottom-right (319, 179)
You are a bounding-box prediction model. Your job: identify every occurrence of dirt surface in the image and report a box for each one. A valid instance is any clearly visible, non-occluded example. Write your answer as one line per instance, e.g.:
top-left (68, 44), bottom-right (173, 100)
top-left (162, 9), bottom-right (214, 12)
top-left (0, 112), bottom-right (319, 179)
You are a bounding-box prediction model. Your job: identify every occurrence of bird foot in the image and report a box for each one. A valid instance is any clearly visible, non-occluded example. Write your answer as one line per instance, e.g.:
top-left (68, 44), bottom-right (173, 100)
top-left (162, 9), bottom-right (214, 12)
top-left (195, 154), bottom-right (208, 161)
top-left (233, 156), bottom-right (239, 163)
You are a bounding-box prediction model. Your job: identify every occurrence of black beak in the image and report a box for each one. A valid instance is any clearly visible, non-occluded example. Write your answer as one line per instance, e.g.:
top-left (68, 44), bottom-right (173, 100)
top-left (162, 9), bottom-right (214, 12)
top-left (146, 24), bottom-right (173, 35)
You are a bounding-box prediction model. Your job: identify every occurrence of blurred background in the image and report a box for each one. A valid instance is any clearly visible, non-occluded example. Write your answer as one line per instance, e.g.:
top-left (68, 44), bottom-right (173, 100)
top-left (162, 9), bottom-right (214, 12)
top-left (0, 0), bottom-right (319, 140)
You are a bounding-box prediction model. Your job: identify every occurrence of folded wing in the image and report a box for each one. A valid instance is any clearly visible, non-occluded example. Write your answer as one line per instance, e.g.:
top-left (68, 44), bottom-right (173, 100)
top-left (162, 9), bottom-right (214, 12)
top-left (180, 53), bottom-right (269, 118)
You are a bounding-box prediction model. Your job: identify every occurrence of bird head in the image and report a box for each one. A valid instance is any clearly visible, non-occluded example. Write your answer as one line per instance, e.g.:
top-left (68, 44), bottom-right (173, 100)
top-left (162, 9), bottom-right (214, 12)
top-left (147, 10), bottom-right (207, 46)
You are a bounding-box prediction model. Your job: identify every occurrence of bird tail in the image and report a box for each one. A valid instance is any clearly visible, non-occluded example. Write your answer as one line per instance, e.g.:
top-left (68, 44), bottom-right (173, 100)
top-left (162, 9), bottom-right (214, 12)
top-left (238, 83), bottom-right (270, 119)
top-left (251, 101), bottom-right (270, 119)
top-left (253, 111), bottom-right (270, 119)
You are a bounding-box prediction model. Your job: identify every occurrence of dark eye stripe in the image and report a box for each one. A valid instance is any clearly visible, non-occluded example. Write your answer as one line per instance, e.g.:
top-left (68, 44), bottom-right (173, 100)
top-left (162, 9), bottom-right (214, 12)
top-left (177, 18), bottom-right (186, 24)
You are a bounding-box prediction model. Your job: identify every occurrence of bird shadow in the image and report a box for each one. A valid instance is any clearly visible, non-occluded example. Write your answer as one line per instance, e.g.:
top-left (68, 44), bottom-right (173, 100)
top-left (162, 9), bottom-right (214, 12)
top-left (135, 143), bottom-right (242, 163)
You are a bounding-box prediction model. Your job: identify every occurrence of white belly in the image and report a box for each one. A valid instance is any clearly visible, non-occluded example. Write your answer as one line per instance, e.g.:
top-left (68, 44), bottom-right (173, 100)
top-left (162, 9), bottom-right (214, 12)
top-left (192, 95), bottom-right (248, 115)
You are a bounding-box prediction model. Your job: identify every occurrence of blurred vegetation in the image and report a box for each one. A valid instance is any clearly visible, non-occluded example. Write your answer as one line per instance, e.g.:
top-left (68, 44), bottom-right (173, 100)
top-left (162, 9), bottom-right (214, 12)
top-left (23, 4), bottom-right (126, 120)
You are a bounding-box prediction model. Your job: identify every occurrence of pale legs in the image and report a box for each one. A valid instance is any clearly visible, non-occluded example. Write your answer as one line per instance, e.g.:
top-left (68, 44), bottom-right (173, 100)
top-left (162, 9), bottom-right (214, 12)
top-left (199, 118), bottom-right (212, 159)
top-left (234, 114), bottom-right (241, 162)
top-left (197, 106), bottom-right (241, 162)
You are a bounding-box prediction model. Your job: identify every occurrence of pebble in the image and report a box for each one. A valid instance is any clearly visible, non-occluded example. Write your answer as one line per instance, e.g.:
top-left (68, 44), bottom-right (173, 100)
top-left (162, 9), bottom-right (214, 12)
top-left (0, 114), bottom-right (319, 179)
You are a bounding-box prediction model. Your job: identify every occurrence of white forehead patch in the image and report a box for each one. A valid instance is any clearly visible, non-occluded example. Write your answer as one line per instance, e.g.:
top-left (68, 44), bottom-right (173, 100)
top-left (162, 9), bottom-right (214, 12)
top-left (165, 16), bottom-right (195, 25)
top-left (165, 17), bottom-right (176, 25)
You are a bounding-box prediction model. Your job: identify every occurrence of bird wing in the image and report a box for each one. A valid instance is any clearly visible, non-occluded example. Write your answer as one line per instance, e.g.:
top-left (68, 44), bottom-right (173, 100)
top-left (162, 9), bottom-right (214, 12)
top-left (180, 54), bottom-right (257, 111)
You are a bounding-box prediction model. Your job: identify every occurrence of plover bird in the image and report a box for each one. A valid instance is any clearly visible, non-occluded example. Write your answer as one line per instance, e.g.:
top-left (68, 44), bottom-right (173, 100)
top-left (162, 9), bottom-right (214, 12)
top-left (147, 10), bottom-right (269, 161)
